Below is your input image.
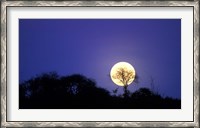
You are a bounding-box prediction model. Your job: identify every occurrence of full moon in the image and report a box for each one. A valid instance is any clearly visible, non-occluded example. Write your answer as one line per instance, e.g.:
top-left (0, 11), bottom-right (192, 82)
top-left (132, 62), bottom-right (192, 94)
top-left (110, 62), bottom-right (136, 86)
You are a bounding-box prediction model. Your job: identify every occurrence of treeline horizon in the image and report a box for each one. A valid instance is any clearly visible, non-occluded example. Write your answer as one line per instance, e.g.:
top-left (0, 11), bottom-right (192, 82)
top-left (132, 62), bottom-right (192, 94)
top-left (19, 72), bottom-right (181, 109)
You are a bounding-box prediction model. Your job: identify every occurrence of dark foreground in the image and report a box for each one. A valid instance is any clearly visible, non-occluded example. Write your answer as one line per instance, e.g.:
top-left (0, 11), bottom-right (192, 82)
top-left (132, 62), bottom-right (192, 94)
top-left (19, 73), bottom-right (181, 109)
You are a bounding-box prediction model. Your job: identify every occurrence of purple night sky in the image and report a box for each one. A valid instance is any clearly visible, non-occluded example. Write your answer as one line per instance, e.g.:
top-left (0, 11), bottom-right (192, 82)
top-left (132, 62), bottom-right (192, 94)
top-left (19, 19), bottom-right (181, 99)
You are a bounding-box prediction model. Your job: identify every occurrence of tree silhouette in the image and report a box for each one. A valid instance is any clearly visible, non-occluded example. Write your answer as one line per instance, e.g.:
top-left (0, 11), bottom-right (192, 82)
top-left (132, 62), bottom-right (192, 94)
top-left (111, 67), bottom-right (135, 98)
top-left (19, 72), bottom-right (181, 109)
top-left (19, 73), bottom-right (111, 108)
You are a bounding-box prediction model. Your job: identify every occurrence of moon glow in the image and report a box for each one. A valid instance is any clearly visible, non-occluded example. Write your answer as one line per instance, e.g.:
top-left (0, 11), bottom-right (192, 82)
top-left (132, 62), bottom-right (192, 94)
top-left (110, 62), bottom-right (136, 86)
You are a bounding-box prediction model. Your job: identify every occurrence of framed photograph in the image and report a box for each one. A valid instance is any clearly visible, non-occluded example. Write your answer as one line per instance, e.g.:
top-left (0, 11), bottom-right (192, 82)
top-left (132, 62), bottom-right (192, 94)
top-left (1, 0), bottom-right (199, 127)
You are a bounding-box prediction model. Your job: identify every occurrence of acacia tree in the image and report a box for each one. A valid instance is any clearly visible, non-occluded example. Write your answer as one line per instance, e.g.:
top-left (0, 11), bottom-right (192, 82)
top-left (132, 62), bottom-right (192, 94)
top-left (112, 67), bottom-right (135, 98)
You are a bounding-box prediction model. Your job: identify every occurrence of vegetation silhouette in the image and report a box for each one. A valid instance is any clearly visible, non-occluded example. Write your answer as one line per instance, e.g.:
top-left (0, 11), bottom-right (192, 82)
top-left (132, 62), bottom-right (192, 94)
top-left (19, 72), bottom-right (181, 109)
top-left (111, 66), bottom-right (135, 98)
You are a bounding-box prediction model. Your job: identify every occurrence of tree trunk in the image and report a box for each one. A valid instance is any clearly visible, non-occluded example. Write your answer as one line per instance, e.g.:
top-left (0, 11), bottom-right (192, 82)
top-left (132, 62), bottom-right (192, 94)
top-left (123, 85), bottom-right (129, 98)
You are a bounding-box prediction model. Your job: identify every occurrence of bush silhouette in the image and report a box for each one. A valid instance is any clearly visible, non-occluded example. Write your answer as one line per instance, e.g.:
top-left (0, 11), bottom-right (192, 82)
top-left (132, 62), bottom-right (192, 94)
top-left (19, 72), bottom-right (181, 109)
